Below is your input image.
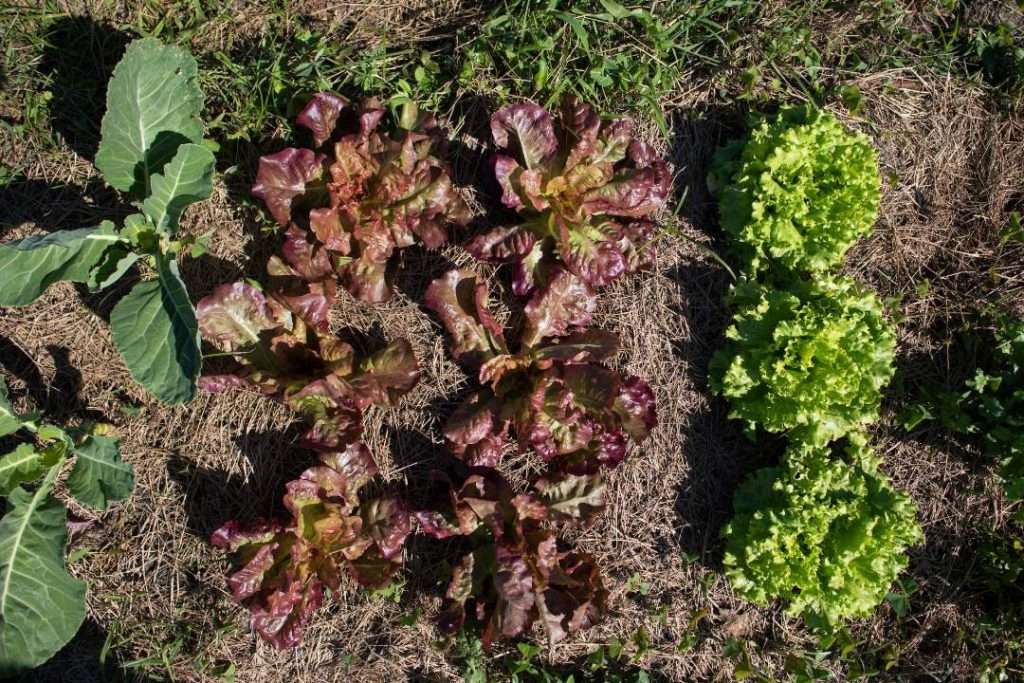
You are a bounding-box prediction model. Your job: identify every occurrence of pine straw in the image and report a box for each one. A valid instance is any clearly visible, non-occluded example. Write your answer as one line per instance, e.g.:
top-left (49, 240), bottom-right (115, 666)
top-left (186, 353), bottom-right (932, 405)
top-left (2, 36), bottom-right (1024, 683)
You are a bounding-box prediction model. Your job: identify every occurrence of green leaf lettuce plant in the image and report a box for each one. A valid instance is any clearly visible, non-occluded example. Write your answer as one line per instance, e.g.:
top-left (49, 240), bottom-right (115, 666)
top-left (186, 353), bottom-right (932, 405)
top-left (722, 434), bottom-right (922, 631)
top-left (709, 276), bottom-right (896, 446)
top-left (0, 38), bottom-right (216, 404)
top-left (708, 105), bottom-right (881, 275)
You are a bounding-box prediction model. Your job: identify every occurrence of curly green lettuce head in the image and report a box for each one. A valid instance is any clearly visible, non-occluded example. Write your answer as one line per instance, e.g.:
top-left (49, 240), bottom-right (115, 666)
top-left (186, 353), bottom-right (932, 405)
top-left (710, 106), bottom-right (881, 274)
top-left (709, 276), bottom-right (896, 445)
top-left (722, 434), bottom-right (923, 629)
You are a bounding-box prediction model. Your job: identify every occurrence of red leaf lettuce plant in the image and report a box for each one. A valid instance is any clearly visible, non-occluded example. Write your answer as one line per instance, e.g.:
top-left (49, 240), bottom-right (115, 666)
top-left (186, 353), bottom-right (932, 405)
top-left (196, 281), bottom-right (419, 449)
top-left (197, 281), bottom-right (420, 648)
top-left (253, 93), bottom-right (472, 303)
top-left (414, 466), bottom-right (608, 647)
top-left (467, 97), bottom-right (670, 299)
top-left (212, 442), bottom-right (411, 648)
top-left (424, 269), bottom-right (656, 475)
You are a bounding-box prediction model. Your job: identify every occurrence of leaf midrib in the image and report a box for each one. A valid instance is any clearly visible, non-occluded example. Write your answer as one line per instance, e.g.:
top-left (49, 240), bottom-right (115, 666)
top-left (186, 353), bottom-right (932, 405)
top-left (0, 464), bottom-right (60, 615)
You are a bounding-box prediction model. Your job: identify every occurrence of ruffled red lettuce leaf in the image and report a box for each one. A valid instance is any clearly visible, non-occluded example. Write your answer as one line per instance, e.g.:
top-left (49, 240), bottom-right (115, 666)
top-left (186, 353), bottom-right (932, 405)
top-left (420, 469), bottom-right (607, 645)
top-left (443, 391), bottom-right (509, 468)
top-left (296, 92), bottom-right (349, 147)
top-left (213, 447), bottom-right (410, 648)
top-left (197, 282), bottom-right (419, 442)
top-left (480, 97), bottom-right (669, 290)
top-left (251, 148), bottom-right (327, 226)
top-left (425, 270), bottom-right (508, 367)
top-left (196, 281), bottom-right (291, 352)
top-left (522, 268), bottom-right (597, 347)
top-left (491, 103), bottom-right (558, 173)
top-left (253, 96), bottom-right (471, 303)
top-left (346, 339), bottom-right (421, 408)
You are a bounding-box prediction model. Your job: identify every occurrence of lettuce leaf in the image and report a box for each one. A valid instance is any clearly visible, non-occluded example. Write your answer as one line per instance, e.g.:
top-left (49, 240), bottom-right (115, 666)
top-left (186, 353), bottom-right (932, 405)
top-left (709, 276), bottom-right (896, 446)
top-left (722, 434), bottom-right (922, 630)
top-left (470, 97), bottom-right (668, 295)
top-left (709, 105), bottom-right (881, 275)
top-left (253, 94), bottom-right (471, 302)
top-left (212, 443), bottom-right (410, 648)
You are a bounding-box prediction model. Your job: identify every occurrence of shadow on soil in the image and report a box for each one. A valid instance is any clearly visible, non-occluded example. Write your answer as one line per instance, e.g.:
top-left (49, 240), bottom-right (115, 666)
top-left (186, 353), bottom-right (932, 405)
top-left (0, 336), bottom-right (105, 424)
top-left (20, 619), bottom-right (161, 683)
top-left (663, 104), bottom-right (776, 566)
top-left (40, 17), bottom-right (133, 161)
top-left (165, 421), bottom-right (313, 540)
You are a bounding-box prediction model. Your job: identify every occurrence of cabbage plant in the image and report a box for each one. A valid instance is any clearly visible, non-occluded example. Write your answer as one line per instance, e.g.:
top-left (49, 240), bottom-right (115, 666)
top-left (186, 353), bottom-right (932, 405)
top-left (722, 435), bottom-right (922, 630)
top-left (0, 39), bottom-right (216, 404)
top-left (709, 105), bottom-right (881, 275)
top-left (710, 276), bottom-right (896, 446)
top-left (252, 93), bottom-right (471, 303)
top-left (0, 378), bottom-right (134, 674)
top-left (467, 97), bottom-right (670, 297)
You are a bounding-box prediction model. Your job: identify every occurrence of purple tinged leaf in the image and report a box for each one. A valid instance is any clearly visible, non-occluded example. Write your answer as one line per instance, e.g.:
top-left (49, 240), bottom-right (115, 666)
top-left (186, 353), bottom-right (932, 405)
top-left (197, 374), bottom-right (251, 393)
top-left (296, 92), bottom-right (349, 147)
top-left (197, 282), bottom-right (289, 352)
top-left (444, 393), bottom-right (508, 467)
top-left (425, 270), bottom-right (507, 365)
top-left (493, 155), bottom-right (525, 210)
top-left (252, 148), bottom-right (326, 226)
top-left (533, 329), bottom-right (619, 366)
top-left (348, 339), bottom-right (420, 408)
top-left (560, 96), bottom-right (602, 172)
top-left (581, 163), bottom-right (672, 218)
top-left (281, 225), bottom-right (334, 281)
top-left (522, 268), bottom-right (597, 347)
top-left (249, 575), bottom-right (325, 649)
top-left (413, 510), bottom-right (467, 540)
top-left (535, 472), bottom-right (606, 523)
top-left (558, 220), bottom-right (628, 287)
top-left (318, 442), bottom-right (379, 498)
top-left (465, 226), bottom-right (536, 264)
top-left (491, 103), bottom-right (558, 171)
top-left (309, 207), bottom-right (352, 254)
top-left (492, 547), bottom-right (536, 639)
top-left (348, 546), bottom-right (400, 588)
top-left (360, 496), bottom-right (411, 559)
top-left (613, 376), bottom-right (658, 441)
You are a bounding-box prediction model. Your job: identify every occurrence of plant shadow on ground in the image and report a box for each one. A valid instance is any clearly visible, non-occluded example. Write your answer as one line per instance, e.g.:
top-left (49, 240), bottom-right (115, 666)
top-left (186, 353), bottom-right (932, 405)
top-left (39, 17), bottom-right (133, 161)
top-left (0, 178), bottom-right (124, 238)
top-left (0, 335), bottom-right (104, 424)
top-left (663, 105), bottom-right (771, 566)
top-left (19, 619), bottom-right (161, 683)
top-left (165, 422), bottom-right (313, 540)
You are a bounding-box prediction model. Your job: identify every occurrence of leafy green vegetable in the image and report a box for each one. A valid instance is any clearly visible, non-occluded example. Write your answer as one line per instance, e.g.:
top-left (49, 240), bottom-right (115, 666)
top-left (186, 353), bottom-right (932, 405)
top-left (66, 436), bottom-right (135, 511)
top-left (709, 276), bottom-right (896, 446)
top-left (95, 38), bottom-right (204, 196)
top-left (0, 38), bottom-right (215, 405)
top-left (252, 93), bottom-right (470, 303)
top-left (0, 376), bottom-right (134, 675)
top-left (0, 464), bottom-right (87, 678)
top-left (929, 316), bottom-right (1024, 502)
top-left (0, 225), bottom-right (119, 307)
top-left (110, 257), bottom-right (201, 405)
top-left (213, 444), bottom-right (409, 649)
top-left (722, 435), bottom-right (922, 630)
top-left (709, 106), bottom-right (881, 275)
